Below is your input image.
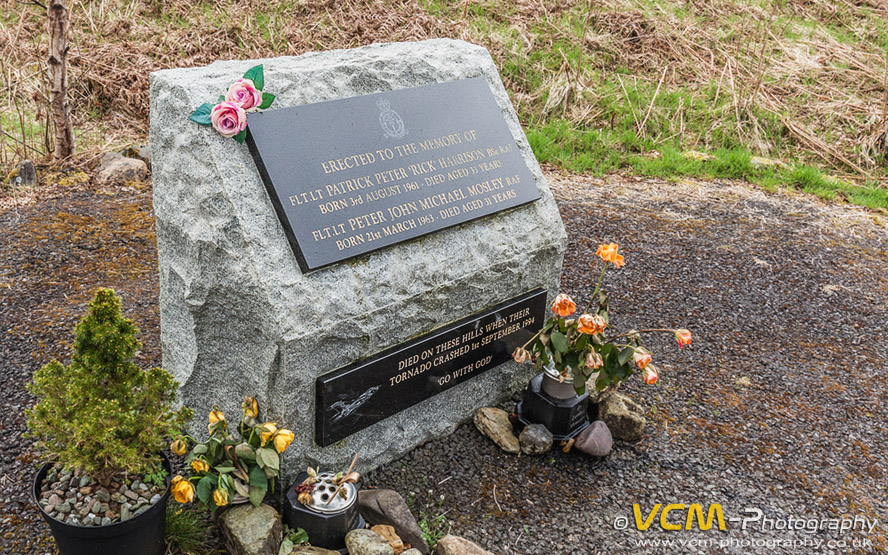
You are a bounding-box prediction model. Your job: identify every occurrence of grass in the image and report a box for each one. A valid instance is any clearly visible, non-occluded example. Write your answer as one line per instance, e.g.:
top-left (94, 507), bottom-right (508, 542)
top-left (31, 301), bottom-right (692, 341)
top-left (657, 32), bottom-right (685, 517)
top-left (1, 0), bottom-right (886, 209)
top-left (164, 505), bottom-right (221, 555)
top-left (407, 491), bottom-right (451, 548)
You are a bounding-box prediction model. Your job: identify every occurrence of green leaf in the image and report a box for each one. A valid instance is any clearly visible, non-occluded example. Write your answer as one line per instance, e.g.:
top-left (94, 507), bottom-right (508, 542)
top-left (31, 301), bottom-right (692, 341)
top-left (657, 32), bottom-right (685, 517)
top-left (215, 465), bottom-right (235, 473)
top-left (196, 475), bottom-right (214, 505)
top-left (259, 92), bottom-right (275, 109)
top-left (248, 485), bottom-right (265, 507)
top-left (235, 442), bottom-right (256, 461)
top-left (550, 331), bottom-right (569, 353)
top-left (233, 129), bottom-right (247, 144)
top-left (233, 479), bottom-right (250, 498)
top-left (217, 95), bottom-right (225, 104)
top-left (243, 64), bottom-right (264, 90)
top-left (249, 464), bottom-right (268, 491)
top-left (618, 347), bottom-right (635, 366)
top-left (576, 334), bottom-right (588, 350)
top-left (189, 103), bottom-right (214, 126)
top-left (257, 448), bottom-right (280, 471)
top-left (279, 539), bottom-right (294, 555)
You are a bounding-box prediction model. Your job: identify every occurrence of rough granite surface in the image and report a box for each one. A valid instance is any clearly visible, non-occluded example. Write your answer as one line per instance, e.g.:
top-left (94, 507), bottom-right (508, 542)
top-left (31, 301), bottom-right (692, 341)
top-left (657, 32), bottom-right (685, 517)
top-left (149, 39), bottom-right (566, 474)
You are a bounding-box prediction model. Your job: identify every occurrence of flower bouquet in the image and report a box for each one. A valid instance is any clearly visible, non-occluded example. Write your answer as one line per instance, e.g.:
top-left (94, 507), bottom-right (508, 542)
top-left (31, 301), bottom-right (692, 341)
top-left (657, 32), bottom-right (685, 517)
top-left (513, 243), bottom-right (691, 395)
top-left (169, 397), bottom-right (294, 511)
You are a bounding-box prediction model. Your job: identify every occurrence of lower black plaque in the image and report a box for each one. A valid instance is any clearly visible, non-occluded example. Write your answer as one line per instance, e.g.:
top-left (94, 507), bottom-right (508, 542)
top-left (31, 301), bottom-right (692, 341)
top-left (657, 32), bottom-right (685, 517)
top-left (315, 289), bottom-right (547, 446)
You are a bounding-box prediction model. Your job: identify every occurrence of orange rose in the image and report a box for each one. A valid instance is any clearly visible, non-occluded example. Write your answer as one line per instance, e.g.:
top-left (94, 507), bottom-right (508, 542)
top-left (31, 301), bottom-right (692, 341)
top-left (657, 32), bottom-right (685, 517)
top-left (633, 351), bottom-right (652, 370)
top-left (577, 314), bottom-right (607, 335)
top-left (675, 329), bottom-right (692, 349)
top-left (585, 351), bottom-right (603, 369)
top-left (171, 476), bottom-right (195, 504)
top-left (642, 366), bottom-right (659, 385)
top-left (596, 243), bottom-right (625, 268)
top-left (551, 294), bottom-right (576, 317)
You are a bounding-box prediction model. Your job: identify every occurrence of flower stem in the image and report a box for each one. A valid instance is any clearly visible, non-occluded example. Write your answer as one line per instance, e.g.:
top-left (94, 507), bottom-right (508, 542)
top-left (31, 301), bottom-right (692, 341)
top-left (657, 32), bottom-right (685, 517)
top-left (605, 328), bottom-right (678, 342)
top-left (583, 262), bottom-right (609, 314)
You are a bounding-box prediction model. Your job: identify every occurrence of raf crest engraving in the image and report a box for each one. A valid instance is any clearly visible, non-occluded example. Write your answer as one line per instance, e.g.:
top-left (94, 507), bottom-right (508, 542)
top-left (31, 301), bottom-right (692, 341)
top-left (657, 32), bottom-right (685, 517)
top-left (377, 98), bottom-right (408, 139)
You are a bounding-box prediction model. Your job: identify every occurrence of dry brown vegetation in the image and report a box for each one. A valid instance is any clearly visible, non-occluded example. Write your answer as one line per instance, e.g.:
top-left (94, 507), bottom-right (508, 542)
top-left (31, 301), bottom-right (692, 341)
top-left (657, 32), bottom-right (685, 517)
top-left (1, 0), bottom-right (887, 190)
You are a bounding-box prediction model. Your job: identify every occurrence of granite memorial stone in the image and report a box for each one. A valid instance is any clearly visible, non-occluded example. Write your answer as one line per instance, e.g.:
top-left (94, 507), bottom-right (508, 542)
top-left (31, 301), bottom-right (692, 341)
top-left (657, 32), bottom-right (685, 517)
top-left (149, 39), bottom-right (566, 473)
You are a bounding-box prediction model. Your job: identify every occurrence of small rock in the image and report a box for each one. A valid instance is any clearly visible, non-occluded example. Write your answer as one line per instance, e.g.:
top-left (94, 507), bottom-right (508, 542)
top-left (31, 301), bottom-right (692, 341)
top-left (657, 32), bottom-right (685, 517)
top-left (345, 529), bottom-right (394, 555)
top-left (518, 424), bottom-right (553, 455)
top-left (402, 550), bottom-right (423, 555)
top-left (92, 502), bottom-right (106, 515)
top-left (149, 493), bottom-right (161, 505)
top-left (131, 481), bottom-right (142, 491)
top-left (473, 407), bottom-right (520, 454)
top-left (371, 524), bottom-right (405, 555)
top-left (124, 490), bottom-right (139, 501)
top-left (574, 421), bottom-right (613, 457)
top-left (82, 515), bottom-right (94, 526)
top-left (219, 503), bottom-right (282, 555)
top-left (137, 496), bottom-right (149, 505)
top-left (47, 493), bottom-right (62, 509)
top-left (79, 476), bottom-right (91, 488)
top-left (55, 502), bottom-right (72, 514)
top-left (101, 517), bottom-right (112, 526)
top-left (435, 535), bottom-right (494, 555)
top-left (599, 392), bottom-right (646, 442)
top-left (111, 492), bottom-right (125, 503)
top-left (79, 486), bottom-right (92, 496)
top-left (358, 489), bottom-right (429, 554)
top-left (65, 515), bottom-right (79, 526)
top-left (96, 154), bottom-right (148, 186)
top-left (95, 488), bottom-right (111, 503)
top-left (121, 505), bottom-right (131, 521)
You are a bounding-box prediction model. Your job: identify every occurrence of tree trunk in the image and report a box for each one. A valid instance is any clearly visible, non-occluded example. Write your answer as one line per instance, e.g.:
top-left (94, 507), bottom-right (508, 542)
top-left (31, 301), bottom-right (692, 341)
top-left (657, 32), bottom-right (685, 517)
top-left (48, 0), bottom-right (74, 161)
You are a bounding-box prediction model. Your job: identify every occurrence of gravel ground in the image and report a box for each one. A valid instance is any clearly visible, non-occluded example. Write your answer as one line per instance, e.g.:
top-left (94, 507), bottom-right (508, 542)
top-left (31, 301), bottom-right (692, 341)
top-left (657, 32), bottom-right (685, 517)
top-left (1, 172), bottom-right (886, 554)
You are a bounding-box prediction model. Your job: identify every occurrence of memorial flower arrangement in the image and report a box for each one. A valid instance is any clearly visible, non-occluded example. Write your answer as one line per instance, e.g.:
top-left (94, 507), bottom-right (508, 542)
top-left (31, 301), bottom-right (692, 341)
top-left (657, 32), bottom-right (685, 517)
top-left (189, 64), bottom-right (275, 143)
top-left (513, 243), bottom-right (692, 394)
top-left (169, 396), bottom-right (295, 511)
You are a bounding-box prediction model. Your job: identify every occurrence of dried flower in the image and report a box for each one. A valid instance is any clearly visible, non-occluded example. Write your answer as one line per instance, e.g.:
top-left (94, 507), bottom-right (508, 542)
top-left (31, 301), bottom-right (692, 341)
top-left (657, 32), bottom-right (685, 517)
top-left (596, 243), bottom-right (625, 268)
top-left (259, 422), bottom-right (278, 446)
top-left (171, 476), bottom-right (195, 504)
top-left (642, 365), bottom-right (659, 385)
top-left (213, 489), bottom-right (229, 507)
top-left (298, 492), bottom-right (313, 506)
top-left (512, 347), bottom-right (530, 364)
top-left (585, 351), bottom-right (603, 369)
top-left (577, 314), bottom-right (607, 335)
top-left (242, 396), bottom-right (259, 419)
top-left (273, 429), bottom-right (295, 453)
top-left (190, 459), bottom-right (209, 474)
top-left (551, 294), bottom-right (577, 317)
top-left (209, 409), bottom-right (225, 424)
top-left (169, 438), bottom-right (188, 456)
top-left (633, 351), bottom-right (652, 370)
top-left (675, 329), bottom-right (692, 349)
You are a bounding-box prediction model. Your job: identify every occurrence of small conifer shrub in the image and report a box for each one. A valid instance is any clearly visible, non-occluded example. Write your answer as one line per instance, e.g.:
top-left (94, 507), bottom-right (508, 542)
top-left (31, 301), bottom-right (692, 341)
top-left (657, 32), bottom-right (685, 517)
top-left (26, 288), bottom-right (192, 485)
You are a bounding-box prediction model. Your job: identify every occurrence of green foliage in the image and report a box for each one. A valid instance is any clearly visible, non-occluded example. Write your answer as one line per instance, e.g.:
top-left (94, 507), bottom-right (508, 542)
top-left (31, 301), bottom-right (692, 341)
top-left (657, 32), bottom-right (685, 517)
top-left (26, 288), bottom-right (193, 484)
top-left (408, 492), bottom-right (450, 549)
top-left (278, 525), bottom-right (310, 555)
top-left (165, 504), bottom-right (219, 555)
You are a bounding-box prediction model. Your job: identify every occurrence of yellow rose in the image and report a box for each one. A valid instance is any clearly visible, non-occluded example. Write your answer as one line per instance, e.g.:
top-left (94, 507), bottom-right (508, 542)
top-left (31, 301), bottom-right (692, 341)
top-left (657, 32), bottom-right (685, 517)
top-left (259, 422), bottom-right (277, 446)
top-left (242, 396), bottom-right (259, 419)
top-left (213, 489), bottom-right (229, 507)
top-left (208, 409), bottom-right (225, 424)
top-left (169, 438), bottom-right (188, 456)
top-left (171, 476), bottom-right (195, 504)
top-left (273, 429), bottom-right (295, 453)
top-left (190, 459), bottom-right (210, 474)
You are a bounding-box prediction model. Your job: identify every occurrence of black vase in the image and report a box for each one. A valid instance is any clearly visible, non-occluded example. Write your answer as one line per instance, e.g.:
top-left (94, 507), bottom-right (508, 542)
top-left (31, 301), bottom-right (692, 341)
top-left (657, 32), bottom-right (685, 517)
top-left (32, 454), bottom-right (171, 555)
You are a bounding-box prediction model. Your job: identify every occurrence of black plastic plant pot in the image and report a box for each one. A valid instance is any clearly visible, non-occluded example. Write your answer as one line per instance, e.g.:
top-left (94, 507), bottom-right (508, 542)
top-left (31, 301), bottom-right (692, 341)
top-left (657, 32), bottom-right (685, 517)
top-left (32, 454), bottom-right (171, 555)
top-left (517, 372), bottom-right (591, 440)
top-left (284, 471), bottom-right (364, 554)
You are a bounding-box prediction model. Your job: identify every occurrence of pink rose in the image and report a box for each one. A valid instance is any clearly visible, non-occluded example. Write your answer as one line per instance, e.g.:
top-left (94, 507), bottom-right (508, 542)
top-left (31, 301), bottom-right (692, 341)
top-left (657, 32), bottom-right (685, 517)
top-left (225, 78), bottom-right (263, 111)
top-left (642, 366), bottom-right (659, 385)
top-left (210, 101), bottom-right (247, 138)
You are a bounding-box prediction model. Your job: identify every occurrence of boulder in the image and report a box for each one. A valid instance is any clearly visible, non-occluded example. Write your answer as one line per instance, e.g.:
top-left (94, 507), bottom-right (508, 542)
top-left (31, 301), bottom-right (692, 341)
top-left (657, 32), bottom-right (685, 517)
top-left (598, 393), bottom-right (646, 442)
top-left (358, 489), bottom-right (429, 554)
top-left (518, 424), bottom-right (553, 455)
top-left (218, 503), bottom-right (282, 555)
top-left (574, 420), bottom-right (612, 456)
top-left (345, 529), bottom-right (394, 555)
top-left (435, 535), bottom-right (494, 555)
top-left (96, 152), bottom-right (148, 186)
top-left (473, 408), bottom-right (520, 454)
top-left (121, 144), bottom-right (152, 168)
top-left (16, 160), bottom-right (37, 186)
top-left (290, 547), bottom-right (341, 555)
